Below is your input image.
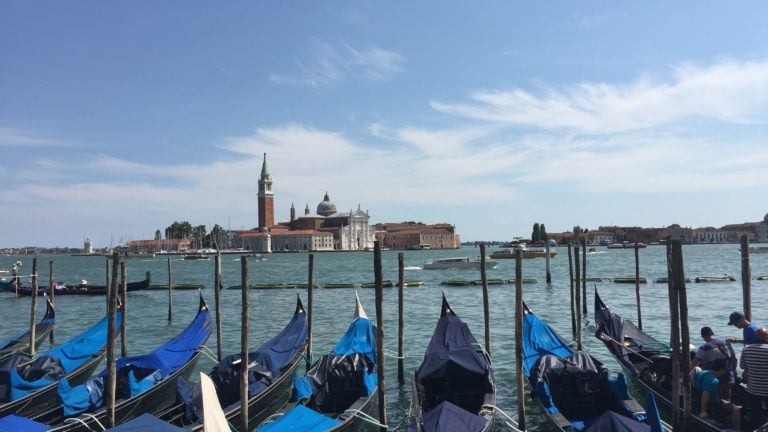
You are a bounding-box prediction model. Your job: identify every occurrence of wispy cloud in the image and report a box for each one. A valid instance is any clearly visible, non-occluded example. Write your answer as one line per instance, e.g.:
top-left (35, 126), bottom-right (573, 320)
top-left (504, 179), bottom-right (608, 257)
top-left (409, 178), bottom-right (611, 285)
top-left (269, 40), bottom-right (404, 88)
top-left (569, 13), bottom-right (611, 29)
top-left (0, 127), bottom-right (75, 147)
top-left (431, 59), bottom-right (768, 134)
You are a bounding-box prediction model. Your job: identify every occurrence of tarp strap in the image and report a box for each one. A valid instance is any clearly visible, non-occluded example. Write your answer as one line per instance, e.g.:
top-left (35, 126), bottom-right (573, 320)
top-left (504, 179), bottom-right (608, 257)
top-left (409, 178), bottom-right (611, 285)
top-left (481, 404), bottom-right (522, 432)
top-left (341, 409), bottom-right (389, 429)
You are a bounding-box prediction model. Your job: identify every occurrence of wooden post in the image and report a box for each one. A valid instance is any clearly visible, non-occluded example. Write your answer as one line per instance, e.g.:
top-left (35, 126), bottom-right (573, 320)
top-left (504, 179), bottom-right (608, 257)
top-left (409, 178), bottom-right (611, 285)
top-left (49, 260), bottom-right (54, 343)
top-left (240, 255), bottom-right (250, 431)
top-left (581, 239), bottom-right (587, 315)
top-left (215, 251), bottom-right (223, 361)
top-left (666, 242), bottom-right (682, 430)
top-left (29, 258), bottom-right (38, 357)
top-left (106, 252), bottom-right (120, 428)
top-left (568, 243), bottom-right (576, 339)
top-left (105, 257), bottom-right (110, 310)
top-left (373, 241), bottom-right (387, 431)
top-left (167, 256), bottom-right (173, 322)
top-left (306, 254), bottom-right (314, 369)
top-left (634, 243), bottom-right (643, 330)
top-left (397, 252), bottom-right (405, 386)
top-left (480, 244), bottom-right (491, 355)
top-left (671, 240), bottom-right (692, 430)
top-left (515, 248), bottom-right (526, 431)
top-left (574, 246), bottom-right (582, 350)
top-left (740, 235), bottom-right (752, 322)
top-left (120, 261), bottom-right (128, 357)
top-left (545, 242), bottom-right (552, 284)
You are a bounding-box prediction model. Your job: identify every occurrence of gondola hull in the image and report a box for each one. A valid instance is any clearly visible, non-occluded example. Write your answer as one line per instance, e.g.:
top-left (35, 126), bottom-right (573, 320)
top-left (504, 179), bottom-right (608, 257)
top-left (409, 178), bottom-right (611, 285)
top-left (0, 297), bottom-right (55, 362)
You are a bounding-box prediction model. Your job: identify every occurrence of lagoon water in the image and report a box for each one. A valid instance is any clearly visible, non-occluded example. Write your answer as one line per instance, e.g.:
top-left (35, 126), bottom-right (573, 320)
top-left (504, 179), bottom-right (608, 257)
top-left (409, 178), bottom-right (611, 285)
top-left (2, 244), bottom-right (768, 430)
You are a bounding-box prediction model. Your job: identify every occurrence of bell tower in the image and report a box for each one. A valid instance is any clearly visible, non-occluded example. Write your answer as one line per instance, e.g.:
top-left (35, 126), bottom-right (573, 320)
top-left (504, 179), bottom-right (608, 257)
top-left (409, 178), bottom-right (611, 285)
top-left (258, 153), bottom-right (274, 229)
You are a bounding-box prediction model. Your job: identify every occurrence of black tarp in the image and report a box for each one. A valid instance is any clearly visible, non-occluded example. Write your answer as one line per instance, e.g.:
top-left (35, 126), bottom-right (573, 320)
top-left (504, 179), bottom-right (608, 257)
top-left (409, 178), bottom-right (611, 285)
top-left (305, 352), bottom-right (374, 414)
top-left (530, 351), bottom-right (611, 417)
top-left (0, 354), bottom-right (64, 402)
top-left (415, 312), bottom-right (488, 382)
top-left (584, 411), bottom-right (651, 432)
top-left (409, 401), bottom-right (487, 432)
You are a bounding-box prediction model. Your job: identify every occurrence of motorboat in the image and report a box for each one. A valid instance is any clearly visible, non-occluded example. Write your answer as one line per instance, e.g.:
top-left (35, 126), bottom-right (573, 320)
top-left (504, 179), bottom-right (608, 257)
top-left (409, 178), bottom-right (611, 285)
top-left (490, 244), bottom-right (556, 259)
top-left (606, 241), bottom-right (647, 249)
top-left (423, 257), bottom-right (498, 270)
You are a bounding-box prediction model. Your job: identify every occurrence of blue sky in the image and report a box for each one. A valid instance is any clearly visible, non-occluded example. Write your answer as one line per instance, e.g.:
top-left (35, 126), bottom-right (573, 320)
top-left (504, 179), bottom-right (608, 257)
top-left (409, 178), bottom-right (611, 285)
top-left (2, 2), bottom-right (768, 247)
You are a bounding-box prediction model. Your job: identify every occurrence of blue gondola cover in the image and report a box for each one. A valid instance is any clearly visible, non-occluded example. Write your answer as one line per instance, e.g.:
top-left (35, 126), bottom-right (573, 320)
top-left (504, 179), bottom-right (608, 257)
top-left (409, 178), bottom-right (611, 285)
top-left (105, 413), bottom-right (188, 431)
top-left (0, 414), bottom-right (48, 432)
top-left (415, 312), bottom-right (488, 382)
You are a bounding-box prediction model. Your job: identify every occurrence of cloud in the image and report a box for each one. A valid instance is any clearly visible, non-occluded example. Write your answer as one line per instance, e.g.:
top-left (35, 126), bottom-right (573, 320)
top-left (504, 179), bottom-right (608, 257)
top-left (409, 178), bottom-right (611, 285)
top-left (269, 40), bottom-right (404, 88)
top-left (0, 127), bottom-right (76, 147)
top-left (430, 59), bottom-right (768, 134)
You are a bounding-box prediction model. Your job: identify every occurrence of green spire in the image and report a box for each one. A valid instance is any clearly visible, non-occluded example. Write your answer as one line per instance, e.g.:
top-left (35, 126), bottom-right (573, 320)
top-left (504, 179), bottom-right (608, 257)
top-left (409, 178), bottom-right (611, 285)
top-left (260, 153), bottom-right (269, 178)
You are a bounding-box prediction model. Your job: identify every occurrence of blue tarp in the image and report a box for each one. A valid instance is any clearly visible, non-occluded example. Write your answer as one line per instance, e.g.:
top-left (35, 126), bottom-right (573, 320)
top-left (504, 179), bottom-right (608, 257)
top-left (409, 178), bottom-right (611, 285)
top-left (258, 404), bottom-right (341, 432)
top-left (411, 401), bottom-right (487, 432)
top-left (416, 311), bottom-right (488, 382)
top-left (0, 414), bottom-right (48, 432)
top-left (5, 311), bottom-right (122, 401)
top-left (331, 317), bottom-right (376, 363)
top-left (58, 305), bottom-right (211, 416)
top-left (205, 301), bottom-right (308, 410)
top-left (258, 314), bottom-right (376, 431)
top-left (105, 413), bottom-right (188, 431)
top-left (522, 307), bottom-right (572, 376)
top-left (584, 411), bottom-right (651, 432)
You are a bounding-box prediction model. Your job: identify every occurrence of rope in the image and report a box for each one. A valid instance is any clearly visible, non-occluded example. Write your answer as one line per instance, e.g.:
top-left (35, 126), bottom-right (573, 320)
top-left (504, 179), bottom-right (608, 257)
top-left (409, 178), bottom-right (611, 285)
top-left (200, 345), bottom-right (220, 363)
top-left (382, 348), bottom-right (405, 359)
top-left (62, 413), bottom-right (104, 431)
top-left (341, 409), bottom-right (389, 429)
top-left (482, 404), bottom-right (523, 431)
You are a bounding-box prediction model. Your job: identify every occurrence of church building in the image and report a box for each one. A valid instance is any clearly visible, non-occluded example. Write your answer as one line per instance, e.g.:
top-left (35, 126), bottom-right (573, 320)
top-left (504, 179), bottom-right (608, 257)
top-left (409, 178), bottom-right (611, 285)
top-left (233, 154), bottom-right (376, 252)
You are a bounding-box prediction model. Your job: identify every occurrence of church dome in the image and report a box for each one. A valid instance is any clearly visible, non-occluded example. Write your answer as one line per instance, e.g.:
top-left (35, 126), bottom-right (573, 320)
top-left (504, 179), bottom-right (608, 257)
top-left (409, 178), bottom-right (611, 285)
top-left (764, 213), bottom-right (768, 223)
top-left (317, 192), bottom-right (337, 216)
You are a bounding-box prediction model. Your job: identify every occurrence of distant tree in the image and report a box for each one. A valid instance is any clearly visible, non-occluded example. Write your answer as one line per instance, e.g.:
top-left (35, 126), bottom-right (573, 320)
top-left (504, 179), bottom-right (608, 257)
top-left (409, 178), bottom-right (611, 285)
top-left (668, 223), bottom-right (681, 229)
top-left (209, 224), bottom-right (225, 249)
top-left (615, 228), bottom-right (626, 241)
top-left (154, 230), bottom-right (162, 241)
top-left (532, 223), bottom-right (541, 244)
top-left (165, 221), bottom-right (194, 239)
top-left (540, 224), bottom-right (548, 241)
top-left (573, 225), bottom-right (583, 240)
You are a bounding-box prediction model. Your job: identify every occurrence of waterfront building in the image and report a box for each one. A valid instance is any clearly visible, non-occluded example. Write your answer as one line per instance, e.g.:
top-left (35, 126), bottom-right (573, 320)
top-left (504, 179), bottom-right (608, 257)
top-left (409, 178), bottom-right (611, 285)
top-left (374, 222), bottom-right (460, 250)
top-left (232, 154), bottom-right (376, 252)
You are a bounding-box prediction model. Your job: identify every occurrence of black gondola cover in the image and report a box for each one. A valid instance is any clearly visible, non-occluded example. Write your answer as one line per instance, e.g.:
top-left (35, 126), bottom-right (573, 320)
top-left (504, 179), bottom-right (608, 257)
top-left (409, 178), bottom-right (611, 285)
top-left (415, 314), bottom-right (488, 382)
top-left (584, 411), bottom-right (651, 432)
top-left (408, 401), bottom-right (487, 432)
top-left (530, 351), bottom-right (611, 417)
top-left (0, 355), bottom-right (65, 402)
top-left (305, 353), bottom-right (374, 414)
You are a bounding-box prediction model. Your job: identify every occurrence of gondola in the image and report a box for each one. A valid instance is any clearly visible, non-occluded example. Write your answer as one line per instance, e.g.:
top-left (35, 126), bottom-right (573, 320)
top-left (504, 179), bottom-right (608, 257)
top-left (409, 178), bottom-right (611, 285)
top-left (0, 307), bottom-right (122, 419)
top-left (26, 293), bottom-right (212, 431)
top-left (256, 292), bottom-right (379, 432)
top-left (408, 294), bottom-right (495, 432)
top-left (0, 295), bottom-right (55, 362)
top-left (1, 277), bottom-right (151, 296)
top-left (157, 294), bottom-right (309, 431)
top-left (593, 290), bottom-right (754, 431)
top-left (522, 302), bottom-right (664, 432)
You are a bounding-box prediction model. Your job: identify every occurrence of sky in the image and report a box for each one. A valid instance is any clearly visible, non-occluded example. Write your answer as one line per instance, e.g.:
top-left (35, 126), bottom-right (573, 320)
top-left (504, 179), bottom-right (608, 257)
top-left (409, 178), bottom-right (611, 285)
top-left (2, 2), bottom-right (768, 248)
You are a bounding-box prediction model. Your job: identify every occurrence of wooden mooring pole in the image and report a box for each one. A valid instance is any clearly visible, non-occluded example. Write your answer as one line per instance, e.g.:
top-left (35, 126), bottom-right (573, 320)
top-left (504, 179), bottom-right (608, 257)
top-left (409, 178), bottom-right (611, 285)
top-left (568, 243), bottom-right (576, 339)
top-left (167, 256), bottom-right (173, 322)
top-left (740, 234), bottom-right (752, 321)
top-left (397, 252), bottom-right (405, 386)
top-left (240, 255), bottom-right (250, 431)
top-left (49, 260), bottom-right (54, 343)
top-left (120, 261), bottom-right (127, 357)
top-left (215, 251), bottom-right (223, 361)
top-left (634, 243), bottom-right (643, 330)
top-left (373, 241), bottom-right (387, 431)
top-left (581, 239), bottom-right (587, 315)
top-left (307, 254), bottom-right (314, 368)
top-left (29, 258), bottom-right (38, 357)
top-left (480, 244), bottom-right (491, 355)
top-left (545, 242), bottom-right (552, 284)
top-left (515, 249), bottom-right (526, 431)
top-left (106, 252), bottom-right (120, 428)
top-left (574, 245), bottom-right (582, 350)
top-left (667, 240), bottom-right (692, 430)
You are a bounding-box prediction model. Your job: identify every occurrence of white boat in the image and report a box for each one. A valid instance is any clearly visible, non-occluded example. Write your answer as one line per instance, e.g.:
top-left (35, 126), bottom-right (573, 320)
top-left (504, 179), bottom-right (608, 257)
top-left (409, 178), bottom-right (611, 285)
top-left (422, 256), bottom-right (498, 270)
top-left (490, 244), bottom-right (557, 259)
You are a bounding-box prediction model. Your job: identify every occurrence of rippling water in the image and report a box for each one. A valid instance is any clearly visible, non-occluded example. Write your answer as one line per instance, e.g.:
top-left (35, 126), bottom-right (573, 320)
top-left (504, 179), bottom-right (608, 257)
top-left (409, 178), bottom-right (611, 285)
top-left (2, 244), bottom-right (767, 431)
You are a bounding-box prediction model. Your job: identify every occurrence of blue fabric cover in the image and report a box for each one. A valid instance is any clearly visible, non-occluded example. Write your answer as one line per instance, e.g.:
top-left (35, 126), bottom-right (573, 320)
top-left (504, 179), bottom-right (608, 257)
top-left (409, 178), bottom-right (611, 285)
top-left (7, 311), bottom-right (121, 401)
top-left (257, 404), bottom-right (341, 432)
top-left (331, 317), bottom-right (376, 363)
top-left (105, 413), bottom-right (188, 431)
top-left (522, 308), bottom-right (572, 376)
top-left (584, 411), bottom-right (650, 432)
top-left (58, 306), bottom-right (211, 416)
top-left (416, 313), bottom-right (488, 381)
top-left (607, 372), bottom-right (629, 400)
top-left (0, 414), bottom-right (48, 432)
top-left (644, 392), bottom-right (664, 432)
top-left (293, 370), bottom-right (313, 401)
top-left (413, 400), bottom-right (487, 432)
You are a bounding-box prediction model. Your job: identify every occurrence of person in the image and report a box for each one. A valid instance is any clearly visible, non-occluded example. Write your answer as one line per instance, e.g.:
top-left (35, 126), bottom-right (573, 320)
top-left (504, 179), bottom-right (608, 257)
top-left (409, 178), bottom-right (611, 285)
top-left (691, 358), bottom-right (741, 429)
top-left (692, 326), bottom-right (736, 400)
top-left (740, 327), bottom-right (768, 430)
top-left (726, 311), bottom-right (759, 345)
